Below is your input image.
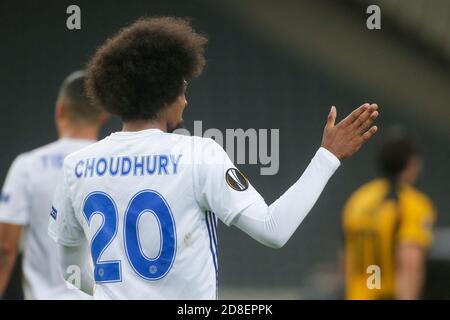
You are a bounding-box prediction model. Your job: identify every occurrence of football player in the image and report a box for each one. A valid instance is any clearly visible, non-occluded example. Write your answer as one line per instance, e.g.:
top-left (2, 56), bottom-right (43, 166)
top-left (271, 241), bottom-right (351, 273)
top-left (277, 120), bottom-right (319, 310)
top-left (48, 17), bottom-right (379, 299)
top-left (0, 71), bottom-right (107, 299)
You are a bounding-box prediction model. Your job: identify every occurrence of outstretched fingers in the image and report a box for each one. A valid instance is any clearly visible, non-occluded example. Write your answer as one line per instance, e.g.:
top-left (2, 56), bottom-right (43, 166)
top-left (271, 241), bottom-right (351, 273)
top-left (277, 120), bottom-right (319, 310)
top-left (340, 103), bottom-right (369, 127)
top-left (353, 104), bottom-right (377, 127)
top-left (358, 108), bottom-right (379, 133)
top-left (362, 125), bottom-right (378, 141)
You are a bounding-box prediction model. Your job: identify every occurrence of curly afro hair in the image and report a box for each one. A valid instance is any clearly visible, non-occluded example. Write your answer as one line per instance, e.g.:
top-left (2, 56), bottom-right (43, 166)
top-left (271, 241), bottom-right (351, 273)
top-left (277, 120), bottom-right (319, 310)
top-left (86, 17), bottom-right (207, 121)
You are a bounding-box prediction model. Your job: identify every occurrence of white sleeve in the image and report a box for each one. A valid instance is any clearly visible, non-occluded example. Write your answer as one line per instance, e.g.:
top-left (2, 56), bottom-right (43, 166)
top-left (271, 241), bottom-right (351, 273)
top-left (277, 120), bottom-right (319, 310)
top-left (193, 138), bottom-right (263, 226)
top-left (232, 147), bottom-right (340, 248)
top-left (48, 163), bottom-right (84, 246)
top-left (0, 154), bottom-right (30, 225)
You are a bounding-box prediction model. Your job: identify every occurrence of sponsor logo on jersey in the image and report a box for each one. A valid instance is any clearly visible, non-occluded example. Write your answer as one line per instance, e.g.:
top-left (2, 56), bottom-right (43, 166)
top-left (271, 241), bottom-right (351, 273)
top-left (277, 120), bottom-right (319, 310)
top-left (225, 168), bottom-right (249, 191)
top-left (50, 206), bottom-right (58, 220)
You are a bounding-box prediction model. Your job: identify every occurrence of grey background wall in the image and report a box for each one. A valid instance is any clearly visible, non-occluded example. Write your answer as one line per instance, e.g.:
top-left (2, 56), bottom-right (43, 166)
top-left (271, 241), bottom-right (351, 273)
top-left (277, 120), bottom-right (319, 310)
top-left (0, 0), bottom-right (448, 298)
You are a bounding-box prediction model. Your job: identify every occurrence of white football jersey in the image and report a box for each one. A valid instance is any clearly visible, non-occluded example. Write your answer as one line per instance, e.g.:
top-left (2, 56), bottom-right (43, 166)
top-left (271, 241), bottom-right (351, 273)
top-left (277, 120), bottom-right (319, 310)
top-left (48, 129), bottom-right (262, 299)
top-left (0, 138), bottom-right (94, 300)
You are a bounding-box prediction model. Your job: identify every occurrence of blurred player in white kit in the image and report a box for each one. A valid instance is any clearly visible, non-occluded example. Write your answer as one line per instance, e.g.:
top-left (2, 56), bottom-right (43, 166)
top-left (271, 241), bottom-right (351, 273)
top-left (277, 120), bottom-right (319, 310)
top-left (0, 71), bottom-right (106, 299)
top-left (48, 17), bottom-right (379, 299)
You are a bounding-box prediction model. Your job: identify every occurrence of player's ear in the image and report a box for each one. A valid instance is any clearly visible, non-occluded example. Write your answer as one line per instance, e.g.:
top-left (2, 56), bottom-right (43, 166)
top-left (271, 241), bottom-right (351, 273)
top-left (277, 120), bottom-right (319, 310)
top-left (169, 95), bottom-right (187, 115)
top-left (55, 102), bottom-right (65, 120)
top-left (99, 112), bottom-right (110, 125)
top-left (176, 93), bottom-right (187, 109)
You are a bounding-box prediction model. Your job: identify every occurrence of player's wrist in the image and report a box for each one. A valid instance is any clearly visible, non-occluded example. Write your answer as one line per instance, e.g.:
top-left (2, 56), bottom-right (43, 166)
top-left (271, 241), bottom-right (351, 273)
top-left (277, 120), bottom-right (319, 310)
top-left (318, 147), bottom-right (341, 169)
top-left (321, 145), bottom-right (340, 160)
top-left (320, 134), bottom-right (345, 160)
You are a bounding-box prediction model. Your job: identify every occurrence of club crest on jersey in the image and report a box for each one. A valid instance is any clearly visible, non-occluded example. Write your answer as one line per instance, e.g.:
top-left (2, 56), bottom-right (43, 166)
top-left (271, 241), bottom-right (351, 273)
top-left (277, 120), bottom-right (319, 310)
top-left (225, 168), bottom-right (249, 191)
top-left (50, 206), bottom-right (58, 220)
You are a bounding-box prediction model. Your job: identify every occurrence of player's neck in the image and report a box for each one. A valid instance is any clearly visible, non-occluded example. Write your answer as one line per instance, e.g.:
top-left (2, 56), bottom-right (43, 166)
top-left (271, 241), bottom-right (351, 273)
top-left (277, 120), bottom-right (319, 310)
top-left (122, 119), bottom-right (168, 133)
top-left (58, 126), bottom-right (99, 141)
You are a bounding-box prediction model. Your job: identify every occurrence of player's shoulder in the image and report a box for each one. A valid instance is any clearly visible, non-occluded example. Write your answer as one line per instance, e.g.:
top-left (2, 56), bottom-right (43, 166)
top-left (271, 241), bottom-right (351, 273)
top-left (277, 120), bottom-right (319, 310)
top-left (401, 184), bottom-right (435, 213)
top-left (63, 138), bottom-right (109, 166)
top-left (190, 135), bottom-right (228, 166)
top-left (6, 152), bottom-right (32, 177)
top-left (344, 179), bottom-right (389, 221)
top-left (22, 140), bottom-right (60, 157)
top-left (402, 184), bottom-right (431, 200)
top-left (62, 132), bottom-right (226, 167)
top-left (162, 131), bottom-right (209, 148)
top-left (167, 133), bottom-right (225, 157)
top-left (8, 140), bottom-right (61, 169)
top-left (362, 178), bottom-right (388, 192)
top-left (168, 132), bottom-right (219, 147)
top-left (189, 134), bottom-right (223, 149)
top-left (349, 178), bottom-right (388, 203)
top-left (10, 150), bottom-right (32, 166)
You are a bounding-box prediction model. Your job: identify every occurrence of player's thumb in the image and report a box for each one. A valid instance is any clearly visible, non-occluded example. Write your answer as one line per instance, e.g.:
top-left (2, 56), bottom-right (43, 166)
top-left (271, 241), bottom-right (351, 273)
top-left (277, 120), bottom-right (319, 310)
top-left (327, 106), bottom-right (336, 128)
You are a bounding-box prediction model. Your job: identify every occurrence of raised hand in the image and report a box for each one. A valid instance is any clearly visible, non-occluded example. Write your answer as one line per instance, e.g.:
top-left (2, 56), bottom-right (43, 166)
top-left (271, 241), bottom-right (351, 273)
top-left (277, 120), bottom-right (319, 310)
top-left (321, 103), bottom-right (379, 160)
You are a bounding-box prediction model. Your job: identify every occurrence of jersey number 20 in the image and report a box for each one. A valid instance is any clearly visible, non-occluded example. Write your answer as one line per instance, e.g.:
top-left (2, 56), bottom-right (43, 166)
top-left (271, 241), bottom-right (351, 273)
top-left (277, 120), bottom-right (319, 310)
top-left (82, 190), bottom-right (176, 283)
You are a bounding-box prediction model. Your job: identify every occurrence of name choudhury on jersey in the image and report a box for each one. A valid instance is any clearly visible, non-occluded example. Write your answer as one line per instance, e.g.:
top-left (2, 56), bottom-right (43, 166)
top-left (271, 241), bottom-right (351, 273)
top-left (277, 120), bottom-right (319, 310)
top-left (73, 154), bottom-right (183, 178)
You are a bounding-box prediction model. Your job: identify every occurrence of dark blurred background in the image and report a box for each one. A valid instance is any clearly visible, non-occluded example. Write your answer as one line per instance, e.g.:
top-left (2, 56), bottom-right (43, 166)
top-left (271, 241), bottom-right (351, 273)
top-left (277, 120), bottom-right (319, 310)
top-left (0, 0), bottom-right (449, 299)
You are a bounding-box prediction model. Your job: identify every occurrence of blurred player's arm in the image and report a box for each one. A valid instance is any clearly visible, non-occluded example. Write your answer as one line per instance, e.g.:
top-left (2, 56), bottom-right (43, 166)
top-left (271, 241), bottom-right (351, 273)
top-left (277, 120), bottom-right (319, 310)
top-left (0, 155), bottom-right (30, 298)
top-left (57, 240), bottom-right (94, 295)
top-left (396, 244), bottom-right (426, 300)
top-left (396, 199), bottom-right (435, 300)
top-left (48, 165), bottom-right (93, 295)
top-left (0, 223), bottom-right (22, 297)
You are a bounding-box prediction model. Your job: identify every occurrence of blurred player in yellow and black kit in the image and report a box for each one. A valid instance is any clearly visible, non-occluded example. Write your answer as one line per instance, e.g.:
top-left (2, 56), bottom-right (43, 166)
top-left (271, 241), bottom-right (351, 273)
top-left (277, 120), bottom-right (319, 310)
top-left (343, 127), bottom-right (436, 300)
